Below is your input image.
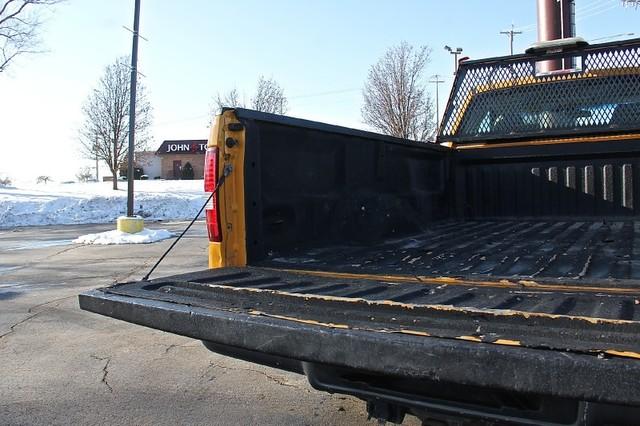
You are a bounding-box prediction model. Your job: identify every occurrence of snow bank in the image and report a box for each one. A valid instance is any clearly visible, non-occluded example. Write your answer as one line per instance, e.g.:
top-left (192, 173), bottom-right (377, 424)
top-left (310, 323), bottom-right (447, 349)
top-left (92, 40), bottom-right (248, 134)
top-left (0, 180), bottom-right (208, 228)
top-left (74, 228), bottom-right (174, 245)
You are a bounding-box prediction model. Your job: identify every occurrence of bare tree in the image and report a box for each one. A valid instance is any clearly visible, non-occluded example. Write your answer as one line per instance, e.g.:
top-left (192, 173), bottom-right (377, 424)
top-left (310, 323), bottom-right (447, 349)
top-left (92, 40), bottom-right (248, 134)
top-left (213, 87), bottom-right (242, 112)
top-left (0, 0), bottom-right (62, 73)
top-left (362, 42), bottom-right (435, 142)
top-left (36, 175), bottom-right (51, 184)
top-left (211, 76), bottom-right (288, 117)
top-left (79, 56), bottom-right (152, 190)
top-left (251, 76), bottom-right (288, 114)
top-left (75, 167), bottom-right (93, 182)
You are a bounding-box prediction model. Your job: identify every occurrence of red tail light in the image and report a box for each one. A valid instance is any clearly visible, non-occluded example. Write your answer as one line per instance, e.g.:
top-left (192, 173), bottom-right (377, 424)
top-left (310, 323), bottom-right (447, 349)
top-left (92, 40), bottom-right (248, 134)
top-left (204, 147), bottom-right (218, 192)
top-left (204, 147), bottom-right (222, 242)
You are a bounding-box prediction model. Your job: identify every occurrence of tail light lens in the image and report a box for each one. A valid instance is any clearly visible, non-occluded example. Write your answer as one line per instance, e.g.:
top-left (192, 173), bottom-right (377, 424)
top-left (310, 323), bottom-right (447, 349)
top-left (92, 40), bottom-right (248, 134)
top-left (204, 147), bottom-right (222, 242)
top-left (204, 147), bottom-right (218, 192)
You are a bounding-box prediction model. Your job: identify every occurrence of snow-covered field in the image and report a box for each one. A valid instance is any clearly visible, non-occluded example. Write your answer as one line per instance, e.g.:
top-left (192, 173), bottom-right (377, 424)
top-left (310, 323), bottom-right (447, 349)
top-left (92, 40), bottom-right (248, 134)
top-left (0, 180), bottom-right (208, 228)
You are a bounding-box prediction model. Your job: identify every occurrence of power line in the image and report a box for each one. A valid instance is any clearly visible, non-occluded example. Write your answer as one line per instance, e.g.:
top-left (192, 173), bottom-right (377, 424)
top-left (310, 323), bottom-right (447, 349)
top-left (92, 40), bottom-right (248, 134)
top-left (575, 0), bottom-right (618, 20)
top-left (289, 87), bottom-right (360, 100)
top-left (123, 25), bottom-right (149, 42)
top-left (577, 2), bottom-right (620, 20)
top-left (576, 0), bottom-right (616, 14)
top-left (513, 23), bottom-right (537, 33)
top-left (500, 24), bottom-right (523, 55)
top-left (155, 114), bottom-right (209, 127)
top-left (514, 0), bottom-right (617, 34)
top-left (154, 87), bottom-right (363, 127)
top-left (590, 32), bottom-right (635, 42)
top-left (578, 0), bottom-right (609, 10)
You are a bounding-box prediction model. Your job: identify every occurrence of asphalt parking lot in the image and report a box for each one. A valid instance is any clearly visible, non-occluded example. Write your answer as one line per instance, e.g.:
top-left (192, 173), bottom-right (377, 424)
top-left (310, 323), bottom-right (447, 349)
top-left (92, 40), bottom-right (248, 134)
top-left (0, 222), bottom-right (412, 425)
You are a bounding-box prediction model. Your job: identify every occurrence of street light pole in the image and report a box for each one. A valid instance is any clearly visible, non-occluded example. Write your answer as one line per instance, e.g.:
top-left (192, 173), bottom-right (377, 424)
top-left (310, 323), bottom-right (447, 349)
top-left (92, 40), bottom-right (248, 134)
top-left (429, 74), bottom-right (445, 132)
top-left (444, 46), bottom-right (464, 75)
top-left (126, 0), bottom-right (141, 217)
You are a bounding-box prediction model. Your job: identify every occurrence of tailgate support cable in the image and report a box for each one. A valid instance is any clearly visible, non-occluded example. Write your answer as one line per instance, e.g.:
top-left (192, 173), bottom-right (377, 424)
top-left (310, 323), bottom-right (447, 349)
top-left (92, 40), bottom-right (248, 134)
top-left (141, 163), bottom-right (233, 281)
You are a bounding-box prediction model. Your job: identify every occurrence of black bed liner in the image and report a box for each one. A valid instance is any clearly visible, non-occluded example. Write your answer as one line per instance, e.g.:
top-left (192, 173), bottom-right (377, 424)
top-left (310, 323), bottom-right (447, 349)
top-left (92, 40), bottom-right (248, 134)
top-left (257, 219), bottom-right (640, 284)
top-left (80, 260), bottom-right (640, 406)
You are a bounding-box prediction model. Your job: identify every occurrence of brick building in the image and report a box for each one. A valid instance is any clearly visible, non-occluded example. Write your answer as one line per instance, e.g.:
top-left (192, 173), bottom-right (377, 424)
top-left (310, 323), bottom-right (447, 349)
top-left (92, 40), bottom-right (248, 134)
top-left (155, 139), bottom-right (207, 179)
top-left (134, 151), bottom-right (162, 179)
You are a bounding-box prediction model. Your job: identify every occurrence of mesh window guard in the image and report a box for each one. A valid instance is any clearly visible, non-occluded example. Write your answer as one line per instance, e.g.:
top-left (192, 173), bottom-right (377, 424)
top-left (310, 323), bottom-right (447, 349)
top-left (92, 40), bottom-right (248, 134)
top-left (438, 38), bottom-right (640, 144)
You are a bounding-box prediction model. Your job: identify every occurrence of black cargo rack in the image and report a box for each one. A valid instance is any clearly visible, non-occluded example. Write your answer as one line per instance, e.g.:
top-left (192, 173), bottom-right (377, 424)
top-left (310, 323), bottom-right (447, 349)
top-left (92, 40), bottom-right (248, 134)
top-left (438, 38), bottom-right (640, 144)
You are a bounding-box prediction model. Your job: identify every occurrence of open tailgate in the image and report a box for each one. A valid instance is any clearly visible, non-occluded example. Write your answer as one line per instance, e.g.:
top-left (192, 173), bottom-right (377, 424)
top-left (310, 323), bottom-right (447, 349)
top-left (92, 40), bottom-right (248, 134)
top-left (79, 266), bottom-right (640, 407)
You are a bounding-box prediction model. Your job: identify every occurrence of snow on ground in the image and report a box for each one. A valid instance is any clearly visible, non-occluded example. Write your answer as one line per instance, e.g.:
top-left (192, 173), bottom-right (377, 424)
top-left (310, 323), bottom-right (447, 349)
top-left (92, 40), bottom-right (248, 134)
top-left (74, 228), bottom-right (174, 245)
top-left (0, 180), bottom-right (208, 228)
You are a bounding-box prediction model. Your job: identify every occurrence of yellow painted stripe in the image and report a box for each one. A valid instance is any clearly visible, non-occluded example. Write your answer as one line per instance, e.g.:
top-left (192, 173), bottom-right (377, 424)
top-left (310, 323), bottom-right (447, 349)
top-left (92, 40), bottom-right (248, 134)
top-left (269, 268), bottom-right (640, 296)
top-left (246, 307), bottom-right (640, 360)
top-left (458, 335), bottom-right (482, 343)
top-left (493, 339), bottom-right (521, 347)
top-left (605, 350), bottom-right (640, 360)
top-left (453, 132), bottom-right (640, 150)
top-left (248, 310), bottom-right (349, 329)
top-left (204, 280), bottom-right (639, 326)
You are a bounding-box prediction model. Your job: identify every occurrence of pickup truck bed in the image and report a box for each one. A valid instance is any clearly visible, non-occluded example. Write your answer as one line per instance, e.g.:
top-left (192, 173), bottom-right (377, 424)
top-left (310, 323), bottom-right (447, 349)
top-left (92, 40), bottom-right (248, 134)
top-left (80, 218), bottom-right (640, 408)
top-left (81, 39), bottom-right (640, 424)
top-left (80, 256), bottom-right (640, 417)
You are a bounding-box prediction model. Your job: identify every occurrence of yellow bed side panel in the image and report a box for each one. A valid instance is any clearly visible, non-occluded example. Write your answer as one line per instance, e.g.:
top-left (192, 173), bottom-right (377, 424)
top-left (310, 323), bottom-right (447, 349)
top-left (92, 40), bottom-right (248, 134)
top-left (207, 110), bottom-right (247, 268)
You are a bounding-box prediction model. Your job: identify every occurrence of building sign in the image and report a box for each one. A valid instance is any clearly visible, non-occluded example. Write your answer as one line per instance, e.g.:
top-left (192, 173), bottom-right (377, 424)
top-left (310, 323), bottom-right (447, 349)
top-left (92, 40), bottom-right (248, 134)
top-left (156, 140), bottom-right (208, 155)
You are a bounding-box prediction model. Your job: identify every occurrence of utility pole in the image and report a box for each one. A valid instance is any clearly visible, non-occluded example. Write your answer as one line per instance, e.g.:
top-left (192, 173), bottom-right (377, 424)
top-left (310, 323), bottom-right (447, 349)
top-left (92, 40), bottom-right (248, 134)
top-left (94, 136), bottom-right (99, 181)
top-left (500, 24), bottom-right (523, 55)
top-left (429, 74), bottom-right (445, 132)
top-left (444, 45), bottom-right (463, 75)
top-left (126, 0), bottom-right (141, 217)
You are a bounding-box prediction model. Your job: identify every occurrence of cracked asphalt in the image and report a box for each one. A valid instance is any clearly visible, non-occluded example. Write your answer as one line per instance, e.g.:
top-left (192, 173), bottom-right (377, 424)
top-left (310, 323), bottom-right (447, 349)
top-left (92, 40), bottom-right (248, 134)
top-left (0, 222), bottom-right (417, 425)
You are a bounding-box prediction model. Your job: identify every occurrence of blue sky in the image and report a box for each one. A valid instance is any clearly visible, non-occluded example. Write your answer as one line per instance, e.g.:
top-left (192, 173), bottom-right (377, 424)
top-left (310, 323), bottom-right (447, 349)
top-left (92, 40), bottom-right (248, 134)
top-left (0, 0), bottom-right (637, 180)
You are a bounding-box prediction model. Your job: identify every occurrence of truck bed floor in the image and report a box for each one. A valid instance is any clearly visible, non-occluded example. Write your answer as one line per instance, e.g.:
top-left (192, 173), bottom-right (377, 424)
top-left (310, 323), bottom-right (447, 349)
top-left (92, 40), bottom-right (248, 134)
top-left (258, 220), bottom-right (640, 285)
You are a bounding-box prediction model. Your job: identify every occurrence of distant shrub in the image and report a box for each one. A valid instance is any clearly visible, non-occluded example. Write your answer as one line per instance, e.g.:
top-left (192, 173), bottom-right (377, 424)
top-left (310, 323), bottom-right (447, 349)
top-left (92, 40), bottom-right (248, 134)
top-left (181, 162), bottom-right (194, 180)
top-left (0, 176), bottom-right (11, 186)
top-left (36, 176), bottom-right (52, 184)
top-left (76, 167), bottom-right (94, 183)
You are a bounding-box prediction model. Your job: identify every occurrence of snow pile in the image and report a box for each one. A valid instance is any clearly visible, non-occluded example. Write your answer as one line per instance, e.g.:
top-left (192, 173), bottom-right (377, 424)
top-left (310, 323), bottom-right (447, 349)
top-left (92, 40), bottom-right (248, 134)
top-left (74, 228), bottom-right (174, 245)
top-left (0, 180), bottom-right (208, 228)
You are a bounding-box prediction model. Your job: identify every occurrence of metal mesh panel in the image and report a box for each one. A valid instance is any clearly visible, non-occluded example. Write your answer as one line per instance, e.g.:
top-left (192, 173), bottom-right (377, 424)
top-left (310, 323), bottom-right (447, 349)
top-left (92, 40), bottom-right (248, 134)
top-left (439, 39), bottom-right (640, 144)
